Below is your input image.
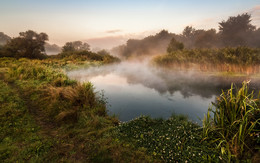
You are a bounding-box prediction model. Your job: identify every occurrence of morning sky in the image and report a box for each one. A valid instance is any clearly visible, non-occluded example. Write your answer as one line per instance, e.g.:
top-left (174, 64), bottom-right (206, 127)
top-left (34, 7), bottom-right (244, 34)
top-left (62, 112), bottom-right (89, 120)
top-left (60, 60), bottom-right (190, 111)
top-left (1, 0), bottom-right (260, 49)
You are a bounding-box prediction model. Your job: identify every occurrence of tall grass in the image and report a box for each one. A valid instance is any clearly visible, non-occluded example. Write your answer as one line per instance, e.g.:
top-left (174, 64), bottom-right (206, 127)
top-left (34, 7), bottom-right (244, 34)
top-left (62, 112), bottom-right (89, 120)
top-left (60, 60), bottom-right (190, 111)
top-left (203, 81), bottom-right (260, 161)
top-left (153, 47), bottom-right (260, 73)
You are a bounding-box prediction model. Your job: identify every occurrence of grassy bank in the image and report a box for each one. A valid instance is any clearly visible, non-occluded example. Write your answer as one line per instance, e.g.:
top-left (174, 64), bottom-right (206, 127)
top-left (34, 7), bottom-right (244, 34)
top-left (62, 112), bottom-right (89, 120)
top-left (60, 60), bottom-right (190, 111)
top-left (0, 57), bottom-right (154, 162)
top-left (153, 47), bottom-right (260, 74)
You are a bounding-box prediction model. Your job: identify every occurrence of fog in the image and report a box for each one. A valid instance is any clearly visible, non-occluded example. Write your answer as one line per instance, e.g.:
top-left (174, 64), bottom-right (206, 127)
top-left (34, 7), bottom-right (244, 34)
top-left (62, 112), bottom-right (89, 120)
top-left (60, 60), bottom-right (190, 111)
top-left (68, 61), bottom-right (260, 98)
top-left (67, 60), bottom-right (260, 122)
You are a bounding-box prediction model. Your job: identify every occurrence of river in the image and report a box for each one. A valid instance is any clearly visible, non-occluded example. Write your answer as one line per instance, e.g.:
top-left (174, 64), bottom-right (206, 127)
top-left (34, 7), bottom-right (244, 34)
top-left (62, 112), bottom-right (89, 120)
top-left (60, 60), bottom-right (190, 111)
top-left (67, 61), bottom-right (260, 124)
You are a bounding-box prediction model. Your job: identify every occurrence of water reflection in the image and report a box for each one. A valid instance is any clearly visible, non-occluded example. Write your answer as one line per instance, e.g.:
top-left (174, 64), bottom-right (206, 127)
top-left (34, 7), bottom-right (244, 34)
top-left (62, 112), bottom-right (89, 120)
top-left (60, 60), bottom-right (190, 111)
top-left (67, 62), bottom-right (260, 123)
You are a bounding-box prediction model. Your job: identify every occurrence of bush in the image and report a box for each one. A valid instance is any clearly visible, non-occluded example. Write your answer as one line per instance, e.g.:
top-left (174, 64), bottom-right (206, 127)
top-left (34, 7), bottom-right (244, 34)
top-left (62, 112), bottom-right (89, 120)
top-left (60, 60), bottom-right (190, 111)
top-left (167, 38), bottom-right (184, 53)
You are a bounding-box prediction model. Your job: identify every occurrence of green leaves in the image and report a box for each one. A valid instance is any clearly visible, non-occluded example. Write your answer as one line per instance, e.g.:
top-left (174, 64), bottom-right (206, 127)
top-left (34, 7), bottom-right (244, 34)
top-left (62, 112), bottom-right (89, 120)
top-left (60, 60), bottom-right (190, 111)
top-left (203, 81), bottom-right (260, 161)
top-left (117, 115), bottom-right (221, 162)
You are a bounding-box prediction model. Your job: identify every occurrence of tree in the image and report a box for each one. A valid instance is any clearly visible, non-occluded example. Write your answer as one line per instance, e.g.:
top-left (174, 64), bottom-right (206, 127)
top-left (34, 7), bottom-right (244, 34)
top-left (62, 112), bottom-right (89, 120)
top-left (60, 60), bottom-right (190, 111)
top-left (182, 26), bottom-right (195, 38)
top-left (181, 26), bottom-right (196, 48)
top-left (219, 13), bottom-right (256, 46)
top-left (167, 37), bottom-right (184, 53)
top-left (62, 41), bottom-right (90, 52)
top-left (194, 29), bottom-right (218, 48)
top-left (3, 30), bottom-right (48, 59)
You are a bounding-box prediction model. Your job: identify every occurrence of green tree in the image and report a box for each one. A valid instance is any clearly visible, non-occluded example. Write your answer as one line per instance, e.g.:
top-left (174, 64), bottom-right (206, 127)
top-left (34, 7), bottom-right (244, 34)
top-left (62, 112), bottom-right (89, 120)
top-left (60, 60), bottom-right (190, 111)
top-left (3, 30), bottom-right (48, 59)
top-left (62, 41), bottom-right (90, 52)
top-left (167, 37), bottom-right (184, 53)
top-left (219, 13), bottom-right (256, 46)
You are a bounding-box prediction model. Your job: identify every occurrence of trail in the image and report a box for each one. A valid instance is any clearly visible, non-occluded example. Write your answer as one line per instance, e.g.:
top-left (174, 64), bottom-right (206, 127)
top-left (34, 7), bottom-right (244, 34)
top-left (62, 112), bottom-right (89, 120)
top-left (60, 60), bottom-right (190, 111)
top-left (8, 80), bottom-right (58, 138)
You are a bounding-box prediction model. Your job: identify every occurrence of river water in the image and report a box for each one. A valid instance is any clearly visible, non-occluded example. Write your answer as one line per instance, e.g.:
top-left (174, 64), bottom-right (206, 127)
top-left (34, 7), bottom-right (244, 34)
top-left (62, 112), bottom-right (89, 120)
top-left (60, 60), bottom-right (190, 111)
top-left (67, 61), bottom-right (260, 123)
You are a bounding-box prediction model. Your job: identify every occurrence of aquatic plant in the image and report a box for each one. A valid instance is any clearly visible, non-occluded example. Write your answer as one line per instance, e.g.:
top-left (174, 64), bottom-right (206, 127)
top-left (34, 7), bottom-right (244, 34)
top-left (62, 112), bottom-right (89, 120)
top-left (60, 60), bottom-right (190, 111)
top-left (203, 81), bottom-right (260, 161)
top-left (117, 115), bottom-right (221, 162)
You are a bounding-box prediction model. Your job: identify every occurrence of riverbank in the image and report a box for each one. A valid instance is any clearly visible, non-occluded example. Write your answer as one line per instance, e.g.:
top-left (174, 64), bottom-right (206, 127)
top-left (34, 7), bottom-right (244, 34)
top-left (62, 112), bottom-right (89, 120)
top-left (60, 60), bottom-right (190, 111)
top-left (0, 57), bottom-right (155, 162)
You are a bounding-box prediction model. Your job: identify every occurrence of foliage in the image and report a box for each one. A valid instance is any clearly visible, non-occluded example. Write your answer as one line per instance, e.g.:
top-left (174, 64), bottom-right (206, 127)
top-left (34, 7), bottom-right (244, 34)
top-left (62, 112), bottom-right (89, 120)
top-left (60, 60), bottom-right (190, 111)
top-left (219, 13), bottom-right (255, 46)
top-left (62, 41), bottom-right (90, 52)
top-left (54, 50), bottom-right (120, 69)
top-left (1, 30), bottom-right (48, 59)
top-left (117, 30), bottom-right (175, 58)
top-left (117, 115), bottom-right (222, 162)
top-left (167, 37), bottom-right (184, 53)
top-left (181, 27), bottom-right (219, 48)
top-left (113, 13), bottom-right (260, 58)
top-left (203, 82), bottom-right (260, 161)
top-left (153, 47), bottom-right (260, 73)
top-left (97, 49), bottom-right (110, 56)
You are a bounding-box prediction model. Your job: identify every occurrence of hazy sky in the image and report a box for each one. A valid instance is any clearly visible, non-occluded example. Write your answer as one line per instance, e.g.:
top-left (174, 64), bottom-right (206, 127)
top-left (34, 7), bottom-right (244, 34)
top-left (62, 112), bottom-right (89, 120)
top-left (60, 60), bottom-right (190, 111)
top-left (1, 0), bottom-right (260, 49)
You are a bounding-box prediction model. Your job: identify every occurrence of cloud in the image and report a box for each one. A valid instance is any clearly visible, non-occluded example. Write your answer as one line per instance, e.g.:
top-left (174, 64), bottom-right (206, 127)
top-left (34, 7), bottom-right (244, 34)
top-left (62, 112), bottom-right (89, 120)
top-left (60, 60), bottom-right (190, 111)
top-left (249, 5), bottom-right (260, 25)
top-left (85, 30), bottom-right (158, 49)
top-left (189, 17), bottom-right (218, 30)
top-left (249, 5), bottom-right (260, 13)
top-left (85, 35), bottom-right (127, 50)
top-left (106, 29), bottom-right (122, 34)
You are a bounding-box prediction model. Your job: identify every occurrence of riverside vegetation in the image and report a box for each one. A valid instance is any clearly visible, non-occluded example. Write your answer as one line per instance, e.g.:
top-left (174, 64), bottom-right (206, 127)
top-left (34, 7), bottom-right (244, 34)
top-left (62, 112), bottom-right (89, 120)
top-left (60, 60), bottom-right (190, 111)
top-left (1, 57), bottom-right (259, 162)
top-left (153, 40), bottom-right (260, 75)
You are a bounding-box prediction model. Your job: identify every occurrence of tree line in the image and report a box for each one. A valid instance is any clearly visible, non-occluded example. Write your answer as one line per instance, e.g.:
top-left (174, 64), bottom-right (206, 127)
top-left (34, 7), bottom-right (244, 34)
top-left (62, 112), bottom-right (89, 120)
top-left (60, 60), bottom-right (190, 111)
top-left (0, 30), bottom-right (113, 59)
top-left (112, 13), bottom-right (260, 58)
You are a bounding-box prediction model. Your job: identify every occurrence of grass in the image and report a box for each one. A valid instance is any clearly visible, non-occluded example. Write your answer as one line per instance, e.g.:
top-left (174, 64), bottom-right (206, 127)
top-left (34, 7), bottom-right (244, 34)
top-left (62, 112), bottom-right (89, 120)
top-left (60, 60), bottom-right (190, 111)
top-left (0, 80), bottom-right (54, 162)
top-left (203, 81), bottom-right (260, 162)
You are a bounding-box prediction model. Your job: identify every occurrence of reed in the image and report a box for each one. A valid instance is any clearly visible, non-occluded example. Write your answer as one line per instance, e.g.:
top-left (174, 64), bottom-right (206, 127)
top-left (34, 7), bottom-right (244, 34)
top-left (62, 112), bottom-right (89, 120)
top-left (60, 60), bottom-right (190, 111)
top-left (203, 81), bottom-right (260, 161)
top-left (153, 47), bottom-right (260, 74)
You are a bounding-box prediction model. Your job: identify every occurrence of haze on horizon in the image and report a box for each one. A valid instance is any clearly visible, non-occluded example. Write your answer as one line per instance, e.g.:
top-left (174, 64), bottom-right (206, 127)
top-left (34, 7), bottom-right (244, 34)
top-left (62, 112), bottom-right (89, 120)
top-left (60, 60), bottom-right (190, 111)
top-left (1, 0), bottom-right (260, 49)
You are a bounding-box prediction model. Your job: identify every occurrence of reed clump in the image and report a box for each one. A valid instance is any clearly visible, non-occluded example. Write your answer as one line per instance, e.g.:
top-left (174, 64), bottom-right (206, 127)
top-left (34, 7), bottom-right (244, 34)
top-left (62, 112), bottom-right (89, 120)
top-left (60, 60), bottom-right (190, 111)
top-left (203, 81), bottom-right (260, 161)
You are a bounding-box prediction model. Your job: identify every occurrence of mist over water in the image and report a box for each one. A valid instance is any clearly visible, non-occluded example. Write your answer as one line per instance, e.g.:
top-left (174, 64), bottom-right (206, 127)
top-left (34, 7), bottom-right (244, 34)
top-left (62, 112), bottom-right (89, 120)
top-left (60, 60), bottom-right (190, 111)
top-left (67, 61), bottom-right (260, 123)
